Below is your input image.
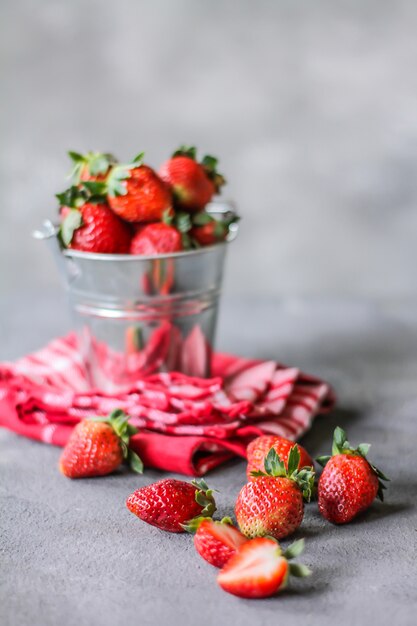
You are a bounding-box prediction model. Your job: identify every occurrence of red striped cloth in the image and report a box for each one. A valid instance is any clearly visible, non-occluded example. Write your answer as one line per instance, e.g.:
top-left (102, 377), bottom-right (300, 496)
top-left (0, 334), bottom-right (335, 475)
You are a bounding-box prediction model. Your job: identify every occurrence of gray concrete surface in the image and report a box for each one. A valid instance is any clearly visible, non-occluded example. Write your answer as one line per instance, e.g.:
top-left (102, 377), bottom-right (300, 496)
top-left (1, 0), bottom-right (417, 302)
top-left (1, 293), bottom-right (417, 626)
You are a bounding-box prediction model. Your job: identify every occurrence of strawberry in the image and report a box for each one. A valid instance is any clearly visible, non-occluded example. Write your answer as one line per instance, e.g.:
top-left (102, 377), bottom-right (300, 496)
top-left (217, 537), bottom-right (311, 599)
top-left (107, 153), bottom-right (172, 222)
top-left (68, 151), bottom-right (117, 183)
top-left (317, 427), bottom-right (389, 524)
top-left (59, 410), bottom-right (143, 479)
top-left (57, 185), bottom-right (131, 254)
top-left (191, 221), bottom-right (228, 246)
top-left (246, 435), bottom-right (314, 481)
top-left (126, 478), bottom-right (216, 533)
top-left (188, 516), bottom-right (247, 568)
top-left (236, 445), bottom-right (315, 540)
top-left (159, 146), bottom-right (225, 212)
top-left (130, 223), bottom-right (183, 255)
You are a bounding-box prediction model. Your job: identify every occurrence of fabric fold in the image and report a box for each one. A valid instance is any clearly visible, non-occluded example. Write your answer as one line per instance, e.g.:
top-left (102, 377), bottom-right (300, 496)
top-left (0, 334), bottom-right (335, 475)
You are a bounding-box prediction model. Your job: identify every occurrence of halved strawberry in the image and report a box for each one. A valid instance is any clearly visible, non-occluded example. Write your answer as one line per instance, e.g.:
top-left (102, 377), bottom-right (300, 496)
top-left (188, 517), bottom-right (247, 568)
top-left (217, 537), bottom-right (311, 599)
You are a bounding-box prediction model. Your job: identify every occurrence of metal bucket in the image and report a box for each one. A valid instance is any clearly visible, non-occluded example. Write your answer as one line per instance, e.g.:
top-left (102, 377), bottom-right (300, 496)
top-left (34, 203), bottom-right (238, 391)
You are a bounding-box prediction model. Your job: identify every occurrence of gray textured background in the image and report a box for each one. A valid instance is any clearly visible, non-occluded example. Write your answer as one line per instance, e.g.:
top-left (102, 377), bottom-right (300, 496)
top-left (1, 0), bottom-right (417, 303)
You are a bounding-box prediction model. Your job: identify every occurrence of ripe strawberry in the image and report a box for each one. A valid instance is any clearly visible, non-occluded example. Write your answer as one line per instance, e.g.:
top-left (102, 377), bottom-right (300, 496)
top-left (236, 445), bottom-right (315, 540)
top-left (188, 516), bottom-right (247, 568)
top-left (59, 202), bottom-right (131, 253)
top-left (59, 410), bottom-right (143, 479)
top-left (130, 223), bottom-right (183, 255)
top-left (57, 184), bottom-right (131, 254)
top-left (217, 537), bottom-right (311, 599)
top-left (107, 153), bottom-right (172, 222)
top-left (317, 427), bottom-right (389, 524)
top-left (190, 221), bottom-right (227, 246)
top-left (246, 435), bottom-right (314, 481)
top-left (159, 146), bottom-right (225, 212)
top-left (126, 478), bottom-right (216, 533)
top-left (68, 151), bottom-right (117, 183)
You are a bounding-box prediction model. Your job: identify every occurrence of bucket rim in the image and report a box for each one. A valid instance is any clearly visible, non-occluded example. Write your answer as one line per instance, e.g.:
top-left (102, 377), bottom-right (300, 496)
top-left (62, 236), bottom-right (234, 262)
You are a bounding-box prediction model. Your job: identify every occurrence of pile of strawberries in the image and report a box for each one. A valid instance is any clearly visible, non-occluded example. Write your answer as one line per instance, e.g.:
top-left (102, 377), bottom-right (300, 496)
top-left (55, 146), bottom-right (238, 255)
top-left (59, 415), bottom-right (388, 599)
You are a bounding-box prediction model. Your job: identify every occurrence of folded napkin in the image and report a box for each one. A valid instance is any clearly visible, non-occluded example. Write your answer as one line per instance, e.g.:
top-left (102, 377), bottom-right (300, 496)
top-left (0, 334), bottom-right (335, 475)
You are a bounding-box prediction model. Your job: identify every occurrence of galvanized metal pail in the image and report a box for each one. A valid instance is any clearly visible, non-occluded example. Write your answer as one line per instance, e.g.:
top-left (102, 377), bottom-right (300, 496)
top-left (34, 203), bottom-right (238, 391)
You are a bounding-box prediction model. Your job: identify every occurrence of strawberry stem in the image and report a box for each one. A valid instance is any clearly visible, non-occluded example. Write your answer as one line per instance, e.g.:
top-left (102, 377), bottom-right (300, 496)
top-left (251, 445), bottom-right (315, 502)
top-left (90, 410), bottom-right (143, 474)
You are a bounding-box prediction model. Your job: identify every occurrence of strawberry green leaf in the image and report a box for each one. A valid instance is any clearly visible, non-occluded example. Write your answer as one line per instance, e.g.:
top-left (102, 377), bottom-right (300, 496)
top-left (192, 212), bottom-right (214, 226)
top-left (316, 455), bottom-right (331, 467)
top-left (201, 154), bottom-right (226, 191)
top-left (293, 467), bottom-right (315, 502)
top-left (56, 185), bottom-right (86, 209)
top-left (181, 232), bottom-right (192, 250)
top-left (201, 154), bottom-right (218, 172)
top-left (192, 478), bottom-right (217, 518)
top-left (106, 164), bottom-right (133, 197)
top-left (287, 444), bottom-right (301, 476)
top-left (82, 181), bottom-right (107, 196)
top-left (332, 426), bottom-right (350, 455)
top-left (213, 220), bottom-right (227, 240)
top-left (264, 447), bottom-right (286, 477)
top-left (172, 145), bottom-right (196, 159)
top-left (357, 443), bottom-right (371, 457)
top-left (68, 151), bottom-right (84, 163)
top-left (175, 212), bottom-right (192, 233)
top-left (181, 515), bottom-right (207, 533)
top-left (260, 445), bottom-right (315, 501)
top-left (162, 208), bottom-right (174, 226)
top-left (128, 450), bottom-right (144, 474)
top-left (60, 209), bottom-right (83, 247)
top-left (89, 152), bottom-right (116, 176)
top-left (131, 152), bottom-right (145, 165)
top-left (283, 538), bottom-right (305, 560)
top-left (289, 563), bottom-right (312, 578)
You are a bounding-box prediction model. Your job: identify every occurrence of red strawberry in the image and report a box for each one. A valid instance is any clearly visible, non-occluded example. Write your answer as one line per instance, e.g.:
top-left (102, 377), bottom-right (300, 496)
top-left (190, 221), bottom-right (227, 246)
top-left (236, 445), bottom-right (315, 540)
top-left (247, 435), bottom-right (314, 481)
top-left (130, 223), bottom-right (183, 255)
top-left (189, 517), bottom-right (247, 568)
top-left (126, 478), bottom-right (216, 533)
top-left (68, 151), bottom-right (117, 183)
top-left (107, 154), bottom-right (172, 222)
top-left (59, 410), bottom-right (143, 479)
top-left (59, 202), bottom-right (131, 254)
top-left (159, 146), bottom-right (225, 212)
top-left (190, 210), bottom-right (239, 247)
top-left (317, 427), bottom-right (389, 524)
top-left (217, 537), bottom-right (311, 599)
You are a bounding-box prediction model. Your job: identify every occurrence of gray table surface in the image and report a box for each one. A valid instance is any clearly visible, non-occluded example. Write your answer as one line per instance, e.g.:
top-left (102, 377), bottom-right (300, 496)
top-left (1, 292), bottom-right (417, 626)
